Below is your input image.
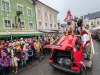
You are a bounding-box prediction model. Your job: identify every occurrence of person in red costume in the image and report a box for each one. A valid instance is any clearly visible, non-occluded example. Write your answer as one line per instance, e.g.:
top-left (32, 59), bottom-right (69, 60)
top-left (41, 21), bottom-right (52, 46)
top-left (64, 10), bottom-right (73, 35)
top-left (81, 30), bottom-right (90, 60)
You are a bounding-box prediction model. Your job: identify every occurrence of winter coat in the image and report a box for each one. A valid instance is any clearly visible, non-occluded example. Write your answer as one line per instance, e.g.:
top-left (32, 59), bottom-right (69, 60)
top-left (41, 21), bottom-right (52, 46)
top-left (18, 51), bottom-right (26, 60)
top-left (0, 56), bottom-right (11, 67)
top-left (34, 42), bottom-right (41, 52)
top-left (77, 19), bottom-right (83, 27)
top-left (8, 49), bottom-right (18, 57)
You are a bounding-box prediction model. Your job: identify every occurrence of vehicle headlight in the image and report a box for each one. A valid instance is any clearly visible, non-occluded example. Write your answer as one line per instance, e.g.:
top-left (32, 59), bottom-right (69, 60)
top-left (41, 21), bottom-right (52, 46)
top-left (63, 58), bottom-right (72, 67)
top-left (57, 57), bottom-right (64, 65)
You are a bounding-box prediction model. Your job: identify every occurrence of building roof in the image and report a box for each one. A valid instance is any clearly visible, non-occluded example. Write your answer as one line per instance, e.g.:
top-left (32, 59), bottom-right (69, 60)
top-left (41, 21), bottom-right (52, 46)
top-left (37, 0), bottom-right (59, 13)
top-left (28, 0), bottom-right (59, 13)
top-left (84, 11), bottom-right (100, 20)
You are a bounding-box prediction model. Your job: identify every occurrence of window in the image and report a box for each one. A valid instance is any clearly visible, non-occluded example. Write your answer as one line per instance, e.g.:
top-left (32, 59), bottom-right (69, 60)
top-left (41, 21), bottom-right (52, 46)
top-left (28, 9), bottom-right (32, 16)
top-left (45, 12), bottom-right (47, 17)
top-left (39, 22), bottom-right (42, 26)
top-left (29, 23), bottom-right (33, 29)
top-left (91, 22), bottom-right (93, 25)
top-left (38, 9), bottom-right (41, 15)
top-left (97, 21), bottom-right (99, 24)
top-left (18, 6), bottom-right (23, 12)
top-left (54, 16), bottom-right (56, 20)
top-left (4, 20), bottom-right (11, 27)
top-left (17, 4), bottom-right (24, 14)
top-left (45, 23), bottom-right (48, 27)
top-left (50, 14), bottom-right (52, 18)
top-left (50, 24), bottom-right (52, 27)
top-left (2, 1), bottom-right (9, 10)
top-left (21, 22), bottom-right (25, 28)
top-left (54, 24), bottom-right (56, 27)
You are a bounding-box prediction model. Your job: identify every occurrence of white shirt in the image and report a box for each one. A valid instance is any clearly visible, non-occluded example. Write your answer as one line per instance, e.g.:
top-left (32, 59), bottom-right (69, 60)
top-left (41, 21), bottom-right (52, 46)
top-left (11, 49), bottom-right (14, 57)
top-left (81, 34), bottom-right (89, 46)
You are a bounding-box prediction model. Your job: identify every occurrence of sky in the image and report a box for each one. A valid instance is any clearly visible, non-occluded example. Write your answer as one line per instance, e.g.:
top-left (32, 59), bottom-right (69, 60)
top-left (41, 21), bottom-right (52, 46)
top-left (39, 0), bottom-right (100, 24)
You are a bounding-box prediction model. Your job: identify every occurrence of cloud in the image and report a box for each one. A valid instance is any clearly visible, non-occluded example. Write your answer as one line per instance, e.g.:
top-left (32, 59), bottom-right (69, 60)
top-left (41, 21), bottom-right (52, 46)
top-left (39, 0), bottom-right (100, 23)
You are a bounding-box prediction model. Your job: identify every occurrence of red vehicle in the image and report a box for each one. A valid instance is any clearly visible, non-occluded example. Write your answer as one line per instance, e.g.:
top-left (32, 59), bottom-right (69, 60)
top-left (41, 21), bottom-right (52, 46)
top-left (44, 32), bottom-right (95, 75)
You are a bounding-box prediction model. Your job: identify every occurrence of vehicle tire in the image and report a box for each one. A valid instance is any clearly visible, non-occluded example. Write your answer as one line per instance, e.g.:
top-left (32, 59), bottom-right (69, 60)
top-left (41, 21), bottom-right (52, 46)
top-left (63, 58), bottom-right (72, 67)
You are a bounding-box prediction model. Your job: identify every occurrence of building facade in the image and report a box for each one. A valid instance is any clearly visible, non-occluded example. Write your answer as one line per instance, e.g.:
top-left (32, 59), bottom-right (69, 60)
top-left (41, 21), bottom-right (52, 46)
top-left (84, 11), bottom-right (100, 29)
top-left (0, 0), bottom-right (43, 38)
top-left (35, 1), bottom-right (59, 31)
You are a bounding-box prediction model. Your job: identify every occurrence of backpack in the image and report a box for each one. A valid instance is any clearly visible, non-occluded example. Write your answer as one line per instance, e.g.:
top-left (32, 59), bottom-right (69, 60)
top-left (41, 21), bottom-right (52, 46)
top-left (28, 49), bottom-right (33, 56)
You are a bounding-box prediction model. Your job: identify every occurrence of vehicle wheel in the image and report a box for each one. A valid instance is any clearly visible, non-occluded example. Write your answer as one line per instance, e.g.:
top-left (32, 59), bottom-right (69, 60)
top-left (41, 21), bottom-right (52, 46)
top-left (76, 67), bottom-right (83, 75)
top-left (57, 57), bottom-right (64, 65)
top-left (63, 58), bottom-right (72, 67)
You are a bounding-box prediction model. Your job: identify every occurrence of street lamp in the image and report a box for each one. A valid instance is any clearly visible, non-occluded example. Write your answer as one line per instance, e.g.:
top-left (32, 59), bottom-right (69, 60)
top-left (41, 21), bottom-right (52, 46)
top-left (32, 0), bottom-right (38, 31)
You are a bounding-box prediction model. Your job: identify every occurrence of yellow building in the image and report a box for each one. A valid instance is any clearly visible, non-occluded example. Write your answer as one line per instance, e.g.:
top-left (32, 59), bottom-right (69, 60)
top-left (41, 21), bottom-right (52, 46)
top-left (84, 11), bottom-right (100, 29)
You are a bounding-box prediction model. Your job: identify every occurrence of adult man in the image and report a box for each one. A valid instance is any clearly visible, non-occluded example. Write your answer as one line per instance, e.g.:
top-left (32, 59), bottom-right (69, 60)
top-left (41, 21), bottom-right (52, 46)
top-left (77, 17), bottom-right (83, 34)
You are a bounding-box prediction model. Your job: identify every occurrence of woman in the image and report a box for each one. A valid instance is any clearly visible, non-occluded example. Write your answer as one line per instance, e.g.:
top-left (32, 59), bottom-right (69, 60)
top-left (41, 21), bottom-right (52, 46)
top-left (81, 30), bottom-right (90, 60)
top-left (0, 51), bottom-right (11, 75)
top-left (64, 10), bottom-right (73, 35)
top-left (23, 43), bottom-right (29, 63)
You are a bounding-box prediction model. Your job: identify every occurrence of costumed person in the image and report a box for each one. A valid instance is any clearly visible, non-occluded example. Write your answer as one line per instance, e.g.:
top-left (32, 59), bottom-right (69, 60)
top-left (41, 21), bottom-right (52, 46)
top-left (64, 10), bottom-right (73, 35)
top-left (81, 30), bottom-right (90, 60)
top-left (8, 43), bottom-right (18, 74)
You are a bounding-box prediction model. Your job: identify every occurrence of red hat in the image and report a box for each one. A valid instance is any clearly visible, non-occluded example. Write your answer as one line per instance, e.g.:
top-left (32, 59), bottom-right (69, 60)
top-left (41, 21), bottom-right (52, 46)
top-left (81, 30), bottom-right (88, 36)
top-left (67, 10), bottom-right (71, 13)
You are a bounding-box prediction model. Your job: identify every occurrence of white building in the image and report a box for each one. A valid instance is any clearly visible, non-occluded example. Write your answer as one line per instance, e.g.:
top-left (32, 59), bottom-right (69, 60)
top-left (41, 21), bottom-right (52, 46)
top-left (35, 1), bottom-right (59, 31)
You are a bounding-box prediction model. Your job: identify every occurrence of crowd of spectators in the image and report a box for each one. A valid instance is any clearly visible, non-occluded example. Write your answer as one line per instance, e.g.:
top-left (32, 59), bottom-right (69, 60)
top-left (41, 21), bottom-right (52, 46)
top-left (0, 36), bottom-right (56, 75)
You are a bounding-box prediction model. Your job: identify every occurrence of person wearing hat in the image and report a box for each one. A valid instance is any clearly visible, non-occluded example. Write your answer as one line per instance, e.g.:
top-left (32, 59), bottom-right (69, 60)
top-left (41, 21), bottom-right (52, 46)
top-left (64, 10), bottom-right (74, 35)
top-left (0, 51), bottom-right (11, 75)
top-left (8, 43), bottom-right (18, 74)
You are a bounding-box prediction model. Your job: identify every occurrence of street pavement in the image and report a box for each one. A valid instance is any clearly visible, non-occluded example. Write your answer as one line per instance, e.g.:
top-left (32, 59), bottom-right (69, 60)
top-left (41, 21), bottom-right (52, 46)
top-left (16, 40), bottom-right (100, 75)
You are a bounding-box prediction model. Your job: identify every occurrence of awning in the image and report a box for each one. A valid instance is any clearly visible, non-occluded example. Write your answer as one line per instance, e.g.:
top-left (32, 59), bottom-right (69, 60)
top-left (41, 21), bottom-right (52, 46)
top-left (12, 32), bottom-right (44, 37)
top-left (0, 31), bottom-right (44, 38)
top-left (0, 32), bottom-right (10, 38)
top-left (38, 30), bottom-right (58, 33)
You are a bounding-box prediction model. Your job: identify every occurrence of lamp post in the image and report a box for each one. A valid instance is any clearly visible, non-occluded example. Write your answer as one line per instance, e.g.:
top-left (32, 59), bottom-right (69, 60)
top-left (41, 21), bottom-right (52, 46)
top-left (32, 0), bottom-right (38, 31)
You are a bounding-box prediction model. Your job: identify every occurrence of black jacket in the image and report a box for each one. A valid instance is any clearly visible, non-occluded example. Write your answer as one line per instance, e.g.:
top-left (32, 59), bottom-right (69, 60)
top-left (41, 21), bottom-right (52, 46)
top-left (8, 49), bottom-right (18, 57)
top-left (77, 19), bottom-right (83, 27)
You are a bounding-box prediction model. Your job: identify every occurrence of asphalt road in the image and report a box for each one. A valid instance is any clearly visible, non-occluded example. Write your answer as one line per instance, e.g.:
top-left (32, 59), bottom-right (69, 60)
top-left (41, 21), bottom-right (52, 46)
top-left (16, 40), bottom-right (100, 75)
